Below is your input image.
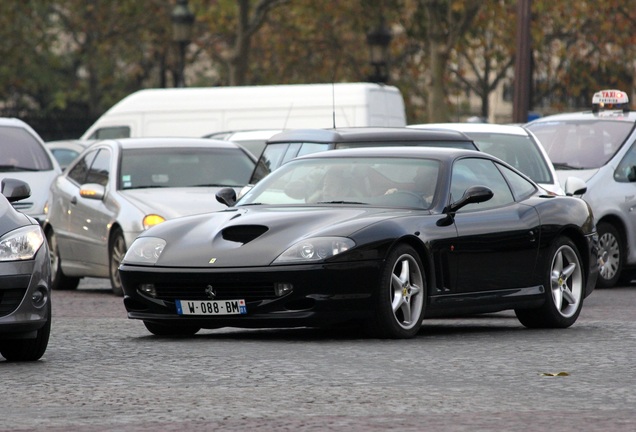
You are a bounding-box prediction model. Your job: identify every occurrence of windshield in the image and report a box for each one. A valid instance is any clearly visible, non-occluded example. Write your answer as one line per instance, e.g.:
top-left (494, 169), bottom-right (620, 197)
top-left (0, 126), bottom-right (53, 171)
top-left (466, 132), bottom-right (553, 184)
top-left (527, 120), bottom-right (635, 170)
top-left (239, 157), bottom-right (440, 210)
top-left (119, 147), bottom-right (255, 189)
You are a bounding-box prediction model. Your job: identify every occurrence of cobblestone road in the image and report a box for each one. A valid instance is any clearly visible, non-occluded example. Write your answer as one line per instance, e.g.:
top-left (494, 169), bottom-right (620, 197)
top-left (2, 278), bottom-right (636, 431)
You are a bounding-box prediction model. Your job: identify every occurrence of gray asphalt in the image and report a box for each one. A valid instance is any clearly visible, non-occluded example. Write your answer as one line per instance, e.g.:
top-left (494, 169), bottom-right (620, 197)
top-left (2, 278), bottom-right (636, 431)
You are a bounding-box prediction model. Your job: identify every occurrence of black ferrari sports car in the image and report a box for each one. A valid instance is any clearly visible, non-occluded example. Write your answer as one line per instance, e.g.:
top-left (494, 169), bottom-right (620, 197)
top-left (120, 146), bottom-right (598, 339)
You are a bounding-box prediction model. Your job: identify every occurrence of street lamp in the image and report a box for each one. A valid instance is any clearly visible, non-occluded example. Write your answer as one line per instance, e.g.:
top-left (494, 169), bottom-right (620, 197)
top-left (366, 19), bottom-right (392, 84)
top-left (171, 0), bottom-right (195, 88)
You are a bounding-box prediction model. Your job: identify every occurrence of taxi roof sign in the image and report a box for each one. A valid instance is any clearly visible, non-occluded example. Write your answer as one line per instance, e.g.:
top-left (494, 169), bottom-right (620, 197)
top-left (592, 89), bottom-right (630, 113)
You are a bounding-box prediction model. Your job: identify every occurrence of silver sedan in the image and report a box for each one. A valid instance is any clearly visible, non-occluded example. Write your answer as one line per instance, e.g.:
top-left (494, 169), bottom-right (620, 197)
top-left (43, 137), bottom-right (256, 295)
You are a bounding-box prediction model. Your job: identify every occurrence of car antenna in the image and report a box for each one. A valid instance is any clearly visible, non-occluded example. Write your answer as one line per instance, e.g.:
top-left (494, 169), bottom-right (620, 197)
top-left (283, 102), bottom-right (293, 129)
top-left (332, 82), bottom-right (336, 129)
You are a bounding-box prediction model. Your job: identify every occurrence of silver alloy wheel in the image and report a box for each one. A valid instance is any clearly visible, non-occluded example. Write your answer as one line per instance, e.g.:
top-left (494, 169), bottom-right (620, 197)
top-left (550, 243), bottom-right (583, 318)
top-left (598, 230), bottom-right (620, 281)
top-left (390, 254), bottom-right (424, 330)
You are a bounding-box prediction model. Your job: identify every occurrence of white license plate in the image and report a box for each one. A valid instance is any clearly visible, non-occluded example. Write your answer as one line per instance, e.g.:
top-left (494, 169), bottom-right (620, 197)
top-left (176, 299), bottom-right (247, 316)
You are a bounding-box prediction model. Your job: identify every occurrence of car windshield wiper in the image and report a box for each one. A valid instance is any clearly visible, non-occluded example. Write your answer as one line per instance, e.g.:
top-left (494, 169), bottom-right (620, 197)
top-left (238, 202), bottom-right (263, 206)
top-left (129, 185), bottom-right (169, 189)
top-left (316, 201), bottom-right (369, 205)
top-left (552, 162), bottom-right (584, 170)
top-left (0, 165), bottom-right (38, 172)
top-left (193, 183), bottom-right (240, 187)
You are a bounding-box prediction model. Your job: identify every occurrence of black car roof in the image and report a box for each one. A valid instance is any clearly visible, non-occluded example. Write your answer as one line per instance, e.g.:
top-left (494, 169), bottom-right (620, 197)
top-left (266, 127), bottom-right (473, 144)
top-left (295, 145), bottom-right (481, 162)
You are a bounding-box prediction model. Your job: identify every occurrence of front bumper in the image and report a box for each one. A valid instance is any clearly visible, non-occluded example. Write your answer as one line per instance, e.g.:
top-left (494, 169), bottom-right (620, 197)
top-left (120, 260), bottom-right (383, 329)
top-left (0, 246), bottom-right (51, 339)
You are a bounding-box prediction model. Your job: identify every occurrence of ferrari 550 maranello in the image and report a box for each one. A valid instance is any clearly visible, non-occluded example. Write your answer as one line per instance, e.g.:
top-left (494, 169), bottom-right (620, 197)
top-left (120, 146), bottom-right (598, 339)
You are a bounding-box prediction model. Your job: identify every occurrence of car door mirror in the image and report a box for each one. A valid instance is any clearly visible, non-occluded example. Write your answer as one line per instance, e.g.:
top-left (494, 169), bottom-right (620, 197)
top-left (447, 186), bottom-right (494, 213)
top-left (216, 187), bottom-right (237, 207)
top-left (1, 178), bottom-right (31, 202)
top-left (564, 176), bottom-right (587, 196)
top-left (79, 183), bottom-right (106, 200)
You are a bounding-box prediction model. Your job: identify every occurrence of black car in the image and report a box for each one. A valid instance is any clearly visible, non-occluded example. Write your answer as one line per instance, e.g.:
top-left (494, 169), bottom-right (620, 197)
top-left (249, 127), bottom-right (478, 184)
top-left (0, 178), bottom-right (51, 361)
top-left (120, 147), bottom-right (597, 339)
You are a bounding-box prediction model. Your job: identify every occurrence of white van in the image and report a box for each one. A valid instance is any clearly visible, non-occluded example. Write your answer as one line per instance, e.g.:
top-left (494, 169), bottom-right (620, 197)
top-left (80, 83), bottom-right (406, 140)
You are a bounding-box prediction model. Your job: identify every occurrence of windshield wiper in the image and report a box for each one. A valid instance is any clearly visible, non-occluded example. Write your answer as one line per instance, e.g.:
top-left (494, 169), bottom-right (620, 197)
top-left (316, 201), bottom-right (369, 205)
top-left (552, 163), bottom-right (584, 170)
top-left (0, 165), bottom-right (38, 172)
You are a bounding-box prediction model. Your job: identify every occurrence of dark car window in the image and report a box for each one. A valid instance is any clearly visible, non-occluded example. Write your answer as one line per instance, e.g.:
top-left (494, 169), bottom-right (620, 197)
top-left (67, 149), bottom-right (99, 185)
top-left (0, 126), bottom-right (53, 171)
top-left (90, 126), bottom-right (130, 140)
top-left (86, 149), bottom-right (111, 186)
top-left (496, 163), bottom-right (537, 201)
top-left (451, 158), bottom-right (514, 211)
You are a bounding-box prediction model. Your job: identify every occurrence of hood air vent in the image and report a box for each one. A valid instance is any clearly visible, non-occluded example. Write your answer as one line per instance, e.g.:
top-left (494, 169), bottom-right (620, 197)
top-left (222, 225), bottom-right (268, 244)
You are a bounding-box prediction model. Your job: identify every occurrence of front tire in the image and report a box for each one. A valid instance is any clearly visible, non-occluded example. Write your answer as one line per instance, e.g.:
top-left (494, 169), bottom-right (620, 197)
top-left (46, 229), bottom-right (80, 291)
top-left (368, 244), bottom-right (426, 339)
top-left (596, 222), bottom-right (623, 288)
top-left (515, 236), bottom-right (584, 328)
top-left (109, 228), bottom-right (126, 296)
top-left (0, 303), bottom-right (51, 361)
top-left (144, 321), bottom-right (200, 337)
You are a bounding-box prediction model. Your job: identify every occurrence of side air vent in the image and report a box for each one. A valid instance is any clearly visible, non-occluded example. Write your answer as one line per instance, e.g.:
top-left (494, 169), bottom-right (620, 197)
top-left (222, 225), bottom-right (268, 244)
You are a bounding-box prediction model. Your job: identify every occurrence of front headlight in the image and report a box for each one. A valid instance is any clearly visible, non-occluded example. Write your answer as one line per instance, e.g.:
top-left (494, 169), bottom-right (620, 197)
top-left (123, 237), bottom-right (166, 265)
top-left (273, 237), bottom-right (355, 264)
top-left (0, 225), bottom-right (45, 261)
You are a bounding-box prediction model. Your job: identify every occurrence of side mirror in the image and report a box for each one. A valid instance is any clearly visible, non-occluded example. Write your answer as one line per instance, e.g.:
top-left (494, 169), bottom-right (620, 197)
top-left (79, 183), bottom-right (106, 200)
top-left (216, 187), bottom-right (237, 207)
top-left (446, 186), bottom-right (494, 213)
top-left (1, 178), bottom-right (31, 202)
top-left (564, 176), bottom-right (587, 196)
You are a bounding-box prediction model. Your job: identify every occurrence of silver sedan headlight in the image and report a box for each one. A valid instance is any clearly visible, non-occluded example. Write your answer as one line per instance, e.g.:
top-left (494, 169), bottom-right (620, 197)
top-left (273, 237), bottom-right (355, 264)
top-left (0, 225), bottom-right (45, 261)
top-left (123, 237), bottom-right (166, 265)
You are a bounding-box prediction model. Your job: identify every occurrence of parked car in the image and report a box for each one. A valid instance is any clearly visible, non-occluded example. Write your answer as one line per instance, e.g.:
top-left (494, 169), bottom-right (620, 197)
top-left (249, 127), bottom-right (479, 185)
top-left (409, 123), bottom-right (564, 195)
top-left (45, 139), bottom-right (93, 171)
top-left (0, 178), bottom-right (51, 361)
top-left (44, 137), bottom-right (256, 296)
top-left (0, 117), bottom-right (62, 224)
top-left (204, 129), bottom-right (282, 160)
top-left (526, 89), bottom-right (636, 288)
top-left (120, 146), bottom-right (598, 339)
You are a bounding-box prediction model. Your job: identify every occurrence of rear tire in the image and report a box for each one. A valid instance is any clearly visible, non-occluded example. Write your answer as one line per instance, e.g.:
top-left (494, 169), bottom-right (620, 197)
top-left (144, 321), bottom-right (200, 337)
top-left (515, 236), bottom-right (584, 328)
top-left (596, 222), bottom-right (623, 288)
top-left (46, 229), bottom-right (80, 291)
top-left (109, 228), bottom-right (126, 296)
top-left (368, 244), bottom-right (425, 339)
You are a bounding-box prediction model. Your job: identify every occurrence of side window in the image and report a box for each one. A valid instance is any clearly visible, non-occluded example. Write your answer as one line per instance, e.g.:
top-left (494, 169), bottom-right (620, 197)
top-left (90, 126), bottom-right (130, 140)
top-left (67, 150), bottom-right (98, 185)
top-left (86, 149), bottom-right (110, 186)
top-left (451, 158), bottom-right (514, 211)
top-left (615, 142), bottom-right (636, 182)
top-left (496, 163), bottom-right (537, 200)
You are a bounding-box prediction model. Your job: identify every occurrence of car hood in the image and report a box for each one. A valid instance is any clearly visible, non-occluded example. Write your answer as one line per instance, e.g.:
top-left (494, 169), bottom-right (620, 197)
top-left (121, 187), bottom-right (240, 219)
top-left (143, 206), bottom-right (416, 267)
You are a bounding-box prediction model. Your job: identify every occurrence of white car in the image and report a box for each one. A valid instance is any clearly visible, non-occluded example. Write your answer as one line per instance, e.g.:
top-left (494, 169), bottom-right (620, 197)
top-left (0, 118), bottom-right (62, 223)
top-left (526, 89), bottom-right (636, 288)
top-left (408, 123), bottom-right (564, 195)
top-left (44, 137), bottom-right (256, 295)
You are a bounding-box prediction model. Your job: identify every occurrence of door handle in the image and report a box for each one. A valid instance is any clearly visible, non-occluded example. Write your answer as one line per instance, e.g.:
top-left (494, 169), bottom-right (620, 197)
top-left (71, 196), bottom-right (77, 205)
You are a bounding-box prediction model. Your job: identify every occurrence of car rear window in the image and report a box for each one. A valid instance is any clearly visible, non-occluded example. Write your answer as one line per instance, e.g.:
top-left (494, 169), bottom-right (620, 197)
top-left (0, 126), bottom-right (53, 171)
